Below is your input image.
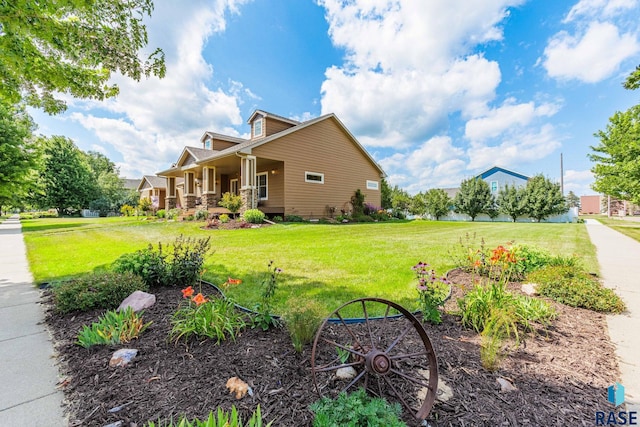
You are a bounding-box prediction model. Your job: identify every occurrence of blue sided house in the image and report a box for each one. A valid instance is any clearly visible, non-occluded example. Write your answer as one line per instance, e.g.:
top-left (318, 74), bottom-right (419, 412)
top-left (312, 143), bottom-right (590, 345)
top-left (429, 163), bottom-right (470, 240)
top-left (476, 166), bottom-right (530, 196)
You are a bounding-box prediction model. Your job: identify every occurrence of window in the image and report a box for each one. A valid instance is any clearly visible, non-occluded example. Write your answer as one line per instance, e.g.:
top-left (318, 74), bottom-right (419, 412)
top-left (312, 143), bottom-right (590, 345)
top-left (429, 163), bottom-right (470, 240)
top-left (491, 181), bottom-right (498, 192)
top-left (230, 179), bottom-right (238, 195)
top-left (204, 137), bottom-right (212, 150)
top-left (257, 172), bottom-right (268, 200)
top-left (366, 180), bottom-right (379, 190)
top-left (305, 171), bottom-right (324, 184)
top-left (253, 119), bottom-right (263, 138)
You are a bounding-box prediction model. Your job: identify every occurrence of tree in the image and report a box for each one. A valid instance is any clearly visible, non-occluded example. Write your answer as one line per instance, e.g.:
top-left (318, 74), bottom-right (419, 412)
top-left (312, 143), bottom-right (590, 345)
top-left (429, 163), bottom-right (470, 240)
top-left (380, 178), bottom-right (392, 210)
top-left (565, 191), bottom-right (580, 209)
top-left (0, 103), bottom-right (37, 214)
top-left (624, 64), bottom-right (640, 90)
top-left (0, 0), bottom-right (165, 113)
top-left (521, 175), bottom-right (567, 222)
top-left (390, 185), bottom-right (411, 218)
top-left (39, 136), bottom-right (95, 214)
top-left (589, 104), bottom-right (640, 205)
top-left (497, 185), bottom-right (526, 222)
top-left (424, 189), bottom-right (451, 220)
top-left (84, 151), bottom-right (128, 212)
top-left (453, 178), bottom-right (493, 221)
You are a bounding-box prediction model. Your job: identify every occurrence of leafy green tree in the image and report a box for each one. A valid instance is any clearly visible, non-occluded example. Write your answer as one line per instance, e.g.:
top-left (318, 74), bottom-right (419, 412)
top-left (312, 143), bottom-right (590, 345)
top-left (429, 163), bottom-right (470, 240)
top-left (0, 0), bottom-right (165, 113)
top-left (84, 151), bottom-right (129, 212)
top-left (624, 64), bottom-right (640, 90)
top-left (424, 188), bottom-right (451, 220)
top-left (390, 185), bottom-right (411, 217)
top-left (380, 178), bottom-right (392, 209)
top-left (453, 178), bottom-right (493, 221)
top-left (0, 103), bottom-right (37, 214)
top-left (498, 185), bottom-right (527, 222)
top-left (565, 191), bottom-right (580, 209)
top-left (521, 175), bottom-right (567, 222)
top-left (409, 192), bottom-right (426, 216)
top-left (39, 136), bottom-right (95, 214)
top-left (589, 105), bottom-right (640, 205)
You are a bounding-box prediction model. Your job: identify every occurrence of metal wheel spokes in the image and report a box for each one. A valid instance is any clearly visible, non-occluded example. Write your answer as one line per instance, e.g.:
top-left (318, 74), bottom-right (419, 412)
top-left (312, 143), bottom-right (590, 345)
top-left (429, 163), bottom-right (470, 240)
top-left (311, 298), bottom-right (438, 420)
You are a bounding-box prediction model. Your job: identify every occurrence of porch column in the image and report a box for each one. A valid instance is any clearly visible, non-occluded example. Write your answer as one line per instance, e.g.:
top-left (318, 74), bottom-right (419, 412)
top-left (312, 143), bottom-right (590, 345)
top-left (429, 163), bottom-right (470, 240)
top-left (202, 167), bottom-right (218, 209)
top-left (184, 171), bottom-right (196, 209)
top-left (165, 176), bottom-right (177, 209)
top-left (239, 156), bottom-right (257, 213)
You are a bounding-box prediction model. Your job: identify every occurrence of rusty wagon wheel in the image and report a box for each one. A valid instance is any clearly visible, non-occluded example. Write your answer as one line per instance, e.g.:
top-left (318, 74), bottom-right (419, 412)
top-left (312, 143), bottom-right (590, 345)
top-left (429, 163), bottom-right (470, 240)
top-left (311, 298), bottom-right (438, 421)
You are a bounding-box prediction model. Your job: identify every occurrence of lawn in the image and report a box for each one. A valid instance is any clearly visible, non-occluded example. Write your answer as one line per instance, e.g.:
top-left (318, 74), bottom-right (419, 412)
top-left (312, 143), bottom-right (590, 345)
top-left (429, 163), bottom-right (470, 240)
top-left (23, 217), bottom-right (597, 315)
top-left (590, 216), bottom-right (640, 243)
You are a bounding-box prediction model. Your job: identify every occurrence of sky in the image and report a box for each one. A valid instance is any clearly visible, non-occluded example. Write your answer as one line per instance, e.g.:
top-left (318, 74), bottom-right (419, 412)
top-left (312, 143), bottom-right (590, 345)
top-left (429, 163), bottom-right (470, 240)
top-left (30, 0), bottom-right (640, 196)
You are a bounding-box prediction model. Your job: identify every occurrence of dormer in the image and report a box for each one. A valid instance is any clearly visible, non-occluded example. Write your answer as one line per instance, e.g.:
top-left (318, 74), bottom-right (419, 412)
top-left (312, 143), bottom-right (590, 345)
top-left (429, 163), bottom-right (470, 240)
top-left (200, 132), bottom-right (246, 151)
top-left (248, 110), bottom-right (300, 140)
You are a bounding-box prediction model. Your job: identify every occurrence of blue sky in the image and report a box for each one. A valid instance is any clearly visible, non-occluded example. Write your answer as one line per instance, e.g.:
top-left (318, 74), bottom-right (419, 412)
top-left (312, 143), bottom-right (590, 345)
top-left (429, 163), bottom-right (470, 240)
top-left (30, 0), bottom-right (640, 196)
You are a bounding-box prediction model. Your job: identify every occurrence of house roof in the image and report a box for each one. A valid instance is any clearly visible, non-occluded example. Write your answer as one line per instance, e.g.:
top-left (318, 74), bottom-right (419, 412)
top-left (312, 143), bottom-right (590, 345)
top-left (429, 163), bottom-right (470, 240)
top-left (158, 113), bottom-right (386, 177)
top-left (200, 132), bottom-right (247, 145)
top-left (137, 175), bottom-right (166, 191)
top-left (247, 110), bottom-right (300, 126)
top-left (476, 166), bottom-right (529, 182)
top-left (121, 178), bottom-right (140, 190)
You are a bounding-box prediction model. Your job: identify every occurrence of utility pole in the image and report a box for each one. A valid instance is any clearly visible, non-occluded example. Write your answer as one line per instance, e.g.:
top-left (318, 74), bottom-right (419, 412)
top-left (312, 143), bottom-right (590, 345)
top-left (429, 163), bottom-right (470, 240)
top-left (560, 153), bottom-right (564, 196)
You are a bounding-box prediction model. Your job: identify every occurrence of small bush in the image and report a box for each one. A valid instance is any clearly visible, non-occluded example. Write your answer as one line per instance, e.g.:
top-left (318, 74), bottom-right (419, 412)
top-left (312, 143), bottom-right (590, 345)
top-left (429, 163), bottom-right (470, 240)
top-left (282, 298), bottom-right (325, 353)
top-left (166, 208), bottom-right (181, 220)
top-left (219, 213), bottom-right (230, 223)
top-left (528, 266), bottom-right (626, 313)
top-left (243, 209), bottom-right (265, 224)
top-left (156, 209), bottom-right (166, 218)
top-left (195, 209), bottom-right (208, 221)
top-left (219, 192), bottom-right (243, 215)
top-left (170, 296), bottom-right (246, 344)
top-left (121, 204), bottom-right (136, 216)
top-left (76, 307), bottom-right (151, 348)
top-left (145, 405), bottom-right (271, 427)
top-left (284, 214), bottom-right (304, 222)
top-left (309, 388), bottom-right (406, 427)
top-left (53, 272), bottom-right (148, 314)
top-left (112, 246), bottom-right (168, 288)
top-left (272, 215), bottom-right (283, 222)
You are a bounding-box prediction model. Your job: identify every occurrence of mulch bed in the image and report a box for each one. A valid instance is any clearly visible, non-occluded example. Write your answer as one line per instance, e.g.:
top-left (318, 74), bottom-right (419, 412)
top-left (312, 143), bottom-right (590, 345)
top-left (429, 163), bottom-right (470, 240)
top-left (43, 269), bottom-right (619, 426)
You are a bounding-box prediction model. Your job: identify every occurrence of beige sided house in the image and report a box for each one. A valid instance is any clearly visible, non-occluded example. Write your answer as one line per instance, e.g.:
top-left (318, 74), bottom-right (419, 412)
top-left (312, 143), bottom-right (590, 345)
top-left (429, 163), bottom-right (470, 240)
top-left (157, 110), bottom-right (385, 218)
top-left (137, 175), bottom-right (169, 209)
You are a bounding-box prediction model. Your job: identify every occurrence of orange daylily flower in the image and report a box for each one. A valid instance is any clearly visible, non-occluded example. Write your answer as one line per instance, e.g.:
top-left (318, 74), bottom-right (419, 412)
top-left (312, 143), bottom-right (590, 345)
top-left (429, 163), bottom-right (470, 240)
top-left (181, 286), bottom-right (194, 298)
top-left (227, 277), bottom-right (242, 285)
top-left (192, 293), bottom-right (208, 306)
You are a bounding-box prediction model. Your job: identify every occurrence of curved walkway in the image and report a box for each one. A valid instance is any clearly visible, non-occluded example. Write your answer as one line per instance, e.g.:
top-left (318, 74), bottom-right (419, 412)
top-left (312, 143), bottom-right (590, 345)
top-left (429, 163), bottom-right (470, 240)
top-left (585, 219), bottom-right (640, 412)
top-left (0, 216), bottom-right (66, 426)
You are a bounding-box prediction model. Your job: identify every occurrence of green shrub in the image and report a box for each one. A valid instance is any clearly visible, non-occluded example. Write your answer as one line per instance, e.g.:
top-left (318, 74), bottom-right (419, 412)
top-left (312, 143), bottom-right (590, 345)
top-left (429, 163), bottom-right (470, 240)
top-left (53, 272), bottom-right (148, 314)
top-left (195, 209), bottom-right (208, 221)
top-left (219, 213), bottom-right (230, 223)
top-left (112, 236), bottom-right (211, 288)
top-left (76, 307), bottom-right (151, 348)
top-left (272, 215), bottom-right (283, 222)
top-left (121, 204), bottom-right (136, 216)
top-left (219, 192), bottom-right (243, 215)
top-left (243, 209), bottom-right (265, 224)
top-left (284, 214), bottom-right (304, 222)
top-left (145, 405), bottom-right (271, 427)
top-left (282, 298), bottom-right (325, 353)
top-left (166, 208), bottom-right (181, 220)
top-left (170, 296), bottom-right (246, 344)
top-left (309, 388), bottom-right (406, 427)
top-left (156, 209), bottom-right (166, 218)
top-left (528, 266), bottom-right (626, 313)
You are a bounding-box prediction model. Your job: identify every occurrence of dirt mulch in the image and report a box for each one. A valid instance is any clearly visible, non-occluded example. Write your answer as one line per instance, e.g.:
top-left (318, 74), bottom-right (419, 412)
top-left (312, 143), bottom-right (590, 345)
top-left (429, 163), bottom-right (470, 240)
top-left (44, 270), bottom-right (619, 426)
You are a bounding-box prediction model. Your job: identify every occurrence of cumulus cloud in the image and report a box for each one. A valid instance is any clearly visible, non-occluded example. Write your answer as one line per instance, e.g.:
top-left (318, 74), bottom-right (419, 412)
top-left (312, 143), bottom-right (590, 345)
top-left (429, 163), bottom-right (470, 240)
top-left (542, 21), bottom-right (640, 83)
top-left (563, 0), bottom-right (638, 22)
top-left (563, 169), bottom-right (597, 196)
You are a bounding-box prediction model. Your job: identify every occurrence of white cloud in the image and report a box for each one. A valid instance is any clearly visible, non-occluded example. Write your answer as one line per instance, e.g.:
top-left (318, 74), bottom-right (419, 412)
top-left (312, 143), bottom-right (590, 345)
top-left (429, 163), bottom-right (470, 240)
top-left (563, 168), bottom-right (597, 196)
top-left (465, 98), bottom-right (560, 141)
top-left (564, 0), bottom-right (638, 22)
top-left (543, 21), bottom-right (640, 83)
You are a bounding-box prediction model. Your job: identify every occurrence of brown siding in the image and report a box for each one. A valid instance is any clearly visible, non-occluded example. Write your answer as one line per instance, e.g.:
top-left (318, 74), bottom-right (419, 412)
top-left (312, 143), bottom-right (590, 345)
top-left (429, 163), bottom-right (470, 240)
top-left (213, 139), bottom-right (237, 151)
top-left (256, 162), bottom-right (285, 212)
top-left (253, 117), bottom-right (381, 218)
top-left (265, 117), bottom-right (296, 137)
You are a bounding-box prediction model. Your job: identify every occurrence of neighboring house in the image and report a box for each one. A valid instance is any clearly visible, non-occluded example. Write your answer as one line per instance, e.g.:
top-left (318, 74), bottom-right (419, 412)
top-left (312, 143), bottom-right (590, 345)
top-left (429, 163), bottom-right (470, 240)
top-left (156, 110), bottom-right (386, 218)
top-left (476, 166), bottom-right (530, 196)
top-left (580, 195), bottom-right (602, 214)
top-left (138, 175), bottom-right (171, 209)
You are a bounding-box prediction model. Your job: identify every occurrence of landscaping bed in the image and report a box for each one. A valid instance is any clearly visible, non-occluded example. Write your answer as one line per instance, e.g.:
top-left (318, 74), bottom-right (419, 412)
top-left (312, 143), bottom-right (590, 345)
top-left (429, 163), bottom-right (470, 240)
top-left (44, 270), bottom-right (618, 426)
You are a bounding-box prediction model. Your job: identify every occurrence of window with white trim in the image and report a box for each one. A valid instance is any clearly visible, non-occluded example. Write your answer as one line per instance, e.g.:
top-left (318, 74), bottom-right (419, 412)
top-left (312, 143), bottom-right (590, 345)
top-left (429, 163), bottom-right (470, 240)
top-left (257, 172), bottom-right (268, 200)
top-left (253, 119), bottom-right (263, 138)
top-left (490, 181), bottom-right (498, 192)
top-left (230, 179), bottom-right (238, 195)
top-left (305, 171), bottom-right (324, 184)
top-left (204, 138), bottom-right (212, 150)
top-left (366, 180), bottom-right (379, 190)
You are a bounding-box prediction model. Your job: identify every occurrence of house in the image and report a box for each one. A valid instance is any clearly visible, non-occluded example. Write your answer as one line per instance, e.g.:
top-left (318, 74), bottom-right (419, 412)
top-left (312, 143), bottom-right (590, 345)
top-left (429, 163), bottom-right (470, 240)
top-left (580, 195), bottom-right (602, 214)
top-left (476, 166), bottom-right (530, 196)
top-left (138, 175), bottom-right (174, 210)
top-left (156, 110), bottom-right (386, 218)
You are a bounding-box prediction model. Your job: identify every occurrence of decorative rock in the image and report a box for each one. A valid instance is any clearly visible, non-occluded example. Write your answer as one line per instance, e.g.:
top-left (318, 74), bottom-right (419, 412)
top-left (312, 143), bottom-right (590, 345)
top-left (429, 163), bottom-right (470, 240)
top-left (109, 348), bottom-right (138, 367)
top-left (335, 366), bottom-right (358, 380)
top-left (118, 291), bottom-right (156, 312)
top-left (416, 370), bottom-right (453, 402)
top-left (521, 283), bottom-right (538, 296)
top-left (496, 376), bottom-right (518, 392)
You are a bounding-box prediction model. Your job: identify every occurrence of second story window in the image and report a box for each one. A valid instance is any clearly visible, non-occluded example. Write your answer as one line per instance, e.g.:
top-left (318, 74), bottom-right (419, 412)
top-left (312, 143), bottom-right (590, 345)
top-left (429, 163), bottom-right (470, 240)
top-left (491, 181), bottom-right (498, 192)
top-left (204, 137), bottom-right (212, 150)
top-left (253, 119), bottom-right (263, 138)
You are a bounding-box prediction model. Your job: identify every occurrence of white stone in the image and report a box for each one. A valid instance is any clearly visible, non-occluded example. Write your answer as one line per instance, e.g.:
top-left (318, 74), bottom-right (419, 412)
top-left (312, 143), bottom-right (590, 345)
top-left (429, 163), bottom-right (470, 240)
top-left (109, 348), bottom-right (138, 367)
top-left (417, 370), bottom-right (453, 402)
top-left (496, 376), bottom-right (518, 392)
top-left (118, 290), bottom-right (156, 312)
top-left (335, 367), bottom-right (358, 380)
top-left (521, 283), bottom-right (538, 296)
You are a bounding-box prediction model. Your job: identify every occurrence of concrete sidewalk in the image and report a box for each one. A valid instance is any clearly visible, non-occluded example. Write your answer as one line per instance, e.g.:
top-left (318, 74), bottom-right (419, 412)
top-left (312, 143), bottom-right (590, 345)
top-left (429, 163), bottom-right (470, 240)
top-left (0, 216), bottom-right (66, 426)
top-left (585, 219), bottom-right (640, 412)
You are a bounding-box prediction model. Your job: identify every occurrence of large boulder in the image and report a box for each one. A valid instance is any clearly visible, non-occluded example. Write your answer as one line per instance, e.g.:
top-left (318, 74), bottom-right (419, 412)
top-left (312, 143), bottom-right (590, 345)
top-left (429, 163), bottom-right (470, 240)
top-left (117, 290), bottom-right (156, 312)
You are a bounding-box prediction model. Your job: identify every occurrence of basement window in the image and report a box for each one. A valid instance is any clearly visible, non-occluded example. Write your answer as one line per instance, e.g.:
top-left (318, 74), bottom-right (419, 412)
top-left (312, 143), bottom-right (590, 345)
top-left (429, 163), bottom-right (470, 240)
top-left (305, 172), bottom-right (324, 184)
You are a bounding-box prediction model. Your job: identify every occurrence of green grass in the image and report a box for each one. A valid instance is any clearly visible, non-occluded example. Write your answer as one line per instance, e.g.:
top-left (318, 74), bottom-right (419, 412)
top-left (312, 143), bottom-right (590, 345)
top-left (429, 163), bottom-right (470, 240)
top-left (590, 216), bottom-right (640, 243)
top-left (23, 217), bottom-right (598, 315)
